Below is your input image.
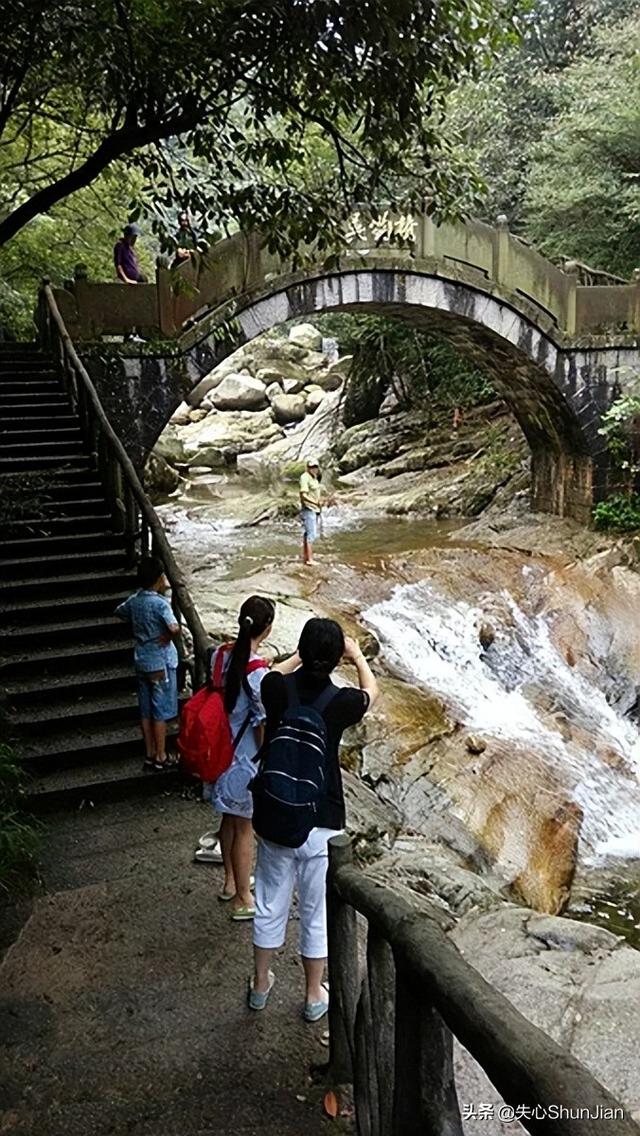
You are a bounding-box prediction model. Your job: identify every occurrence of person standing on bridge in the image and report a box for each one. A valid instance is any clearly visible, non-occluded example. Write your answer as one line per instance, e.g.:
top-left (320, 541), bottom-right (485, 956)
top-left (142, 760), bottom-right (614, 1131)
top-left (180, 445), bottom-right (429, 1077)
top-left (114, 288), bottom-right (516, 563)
top-left (299, 458), bottom-right (323, 566)
top-left (113, 223), bottom-right (147, 284)
top-left (248, 619), bottom-right (378, 1019)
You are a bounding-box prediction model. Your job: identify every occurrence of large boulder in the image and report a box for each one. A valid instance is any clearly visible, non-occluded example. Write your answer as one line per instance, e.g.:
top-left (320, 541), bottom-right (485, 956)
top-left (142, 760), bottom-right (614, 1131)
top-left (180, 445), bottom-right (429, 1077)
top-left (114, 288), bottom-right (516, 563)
top-left (310, 369), bottom-right (343, 392)
top-left (187, 371), bottom-right (225, 407)
top-left (282, 376), bottom-right (305, 395)
top-left (179, 408), bottom-right (282, 467)
top-left (211, 372), bottom-right (268, 411)
top-left (305, 386), bottom-right (327, 413)
top-left (144, 451), bottom-right (181, 500)
top-left (154, 424), bottom-right (187, 465)
top-left (250, 338), bottom-right (308, 366)
top-left (170, 400), bottom-right (191, 425)
top-left (288, 323), bottom-right (323, 352)
top-left (255, 368), bottom-right (284, 388)
top-left (265, 382), bottom-right (282, 403)
top-left (300, 350), bottom-right (327, 372)
top-left (271, 393), bottom-right (308, 426)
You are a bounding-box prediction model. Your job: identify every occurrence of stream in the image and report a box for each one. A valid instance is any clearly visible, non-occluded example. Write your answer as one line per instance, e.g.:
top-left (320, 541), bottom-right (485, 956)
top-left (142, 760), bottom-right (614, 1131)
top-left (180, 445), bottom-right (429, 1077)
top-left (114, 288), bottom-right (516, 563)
top-left (160, 475), bottom-right (640, 945)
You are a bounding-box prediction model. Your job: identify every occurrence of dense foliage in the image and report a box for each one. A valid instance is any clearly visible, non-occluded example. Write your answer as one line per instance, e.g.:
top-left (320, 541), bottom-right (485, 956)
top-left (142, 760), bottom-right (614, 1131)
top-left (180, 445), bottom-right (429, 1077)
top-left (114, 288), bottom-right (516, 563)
top-left (448, 0), bottom-right (640, 274)
top-left (317, 313), bottom-right (495, 425)
top-left (0, 0), bottom-right (518, 251)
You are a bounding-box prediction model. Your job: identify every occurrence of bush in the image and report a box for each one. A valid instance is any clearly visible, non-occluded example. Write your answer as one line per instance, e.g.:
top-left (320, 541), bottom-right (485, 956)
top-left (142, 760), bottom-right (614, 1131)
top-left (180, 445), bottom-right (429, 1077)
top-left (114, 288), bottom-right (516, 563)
top-left (0, 743), bottom-right (42, 897)
top-left (593, 494), bottom-right (640, 532)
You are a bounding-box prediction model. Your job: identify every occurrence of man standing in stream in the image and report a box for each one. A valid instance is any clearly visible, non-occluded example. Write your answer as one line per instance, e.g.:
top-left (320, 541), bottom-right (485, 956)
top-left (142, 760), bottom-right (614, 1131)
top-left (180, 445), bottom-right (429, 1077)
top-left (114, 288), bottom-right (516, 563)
top-left (299, 458), bottom-right (323, 566)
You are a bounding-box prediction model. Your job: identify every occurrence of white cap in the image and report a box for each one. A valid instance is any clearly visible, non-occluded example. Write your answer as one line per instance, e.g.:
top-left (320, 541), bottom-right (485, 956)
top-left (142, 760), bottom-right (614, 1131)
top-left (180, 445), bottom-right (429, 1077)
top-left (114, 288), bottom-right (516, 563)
top-left (306, 456), bottom-right (320, 468)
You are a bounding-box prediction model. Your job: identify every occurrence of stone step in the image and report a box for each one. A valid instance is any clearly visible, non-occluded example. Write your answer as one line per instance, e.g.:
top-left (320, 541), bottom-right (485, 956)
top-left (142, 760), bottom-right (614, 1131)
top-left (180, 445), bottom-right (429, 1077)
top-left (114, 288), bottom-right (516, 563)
top-left (1, 613), bottom-right (130, 653)
top-left (38, 479), bottom-right (105, 500)
top-left (4, 664), bottom-right (135, 707)
top-left (0, 399), bottom-right (73, 417)
top-left (26, 753), bottom-right (182, 811)
top-left (0, 415), bottom-right (78, 430)
top-left (1, 438), bottom-right (86, 457)
top-left (0, 426), bottom-right (83, 443)
top-left (0, 588), bottom-right (130, 626)
top-left (5, 512), bottom-right (113, 537)
top-left (1, 529), bottom-right (121, 559)
top-left (39, 497), bottom-right (109, 516)
top-left (0, 636), bottom-right (132, 680)
top-left (0, 565), bottom-right (135, 602)
top-left (19, 720), bottom-right (145, 772)
top-left (0, 454), bottom-right (93, 473)
top-left (0, 380), bottom-right (63, 396)
top-left (0, 547), bottom-right (131, 581)
top-left (9, 689), bottom-right (140, 732)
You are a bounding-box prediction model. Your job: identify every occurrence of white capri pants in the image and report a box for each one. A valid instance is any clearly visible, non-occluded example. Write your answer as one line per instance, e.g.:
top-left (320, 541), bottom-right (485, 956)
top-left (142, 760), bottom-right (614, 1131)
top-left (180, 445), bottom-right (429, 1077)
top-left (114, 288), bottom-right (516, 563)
top-left (253, 827), bottom-right (337, 958)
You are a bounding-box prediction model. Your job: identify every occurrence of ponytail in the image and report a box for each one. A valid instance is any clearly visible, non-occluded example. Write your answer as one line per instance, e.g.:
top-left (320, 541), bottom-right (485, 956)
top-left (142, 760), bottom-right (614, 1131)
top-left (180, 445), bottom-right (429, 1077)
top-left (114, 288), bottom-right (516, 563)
top-left (224, 595), bottom-right (275, 713)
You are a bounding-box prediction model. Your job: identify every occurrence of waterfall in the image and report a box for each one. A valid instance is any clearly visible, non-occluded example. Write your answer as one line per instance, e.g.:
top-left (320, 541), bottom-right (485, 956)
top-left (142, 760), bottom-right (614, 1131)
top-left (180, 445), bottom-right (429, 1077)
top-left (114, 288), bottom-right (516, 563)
top-left (364, 581), bottom-right (640, 860)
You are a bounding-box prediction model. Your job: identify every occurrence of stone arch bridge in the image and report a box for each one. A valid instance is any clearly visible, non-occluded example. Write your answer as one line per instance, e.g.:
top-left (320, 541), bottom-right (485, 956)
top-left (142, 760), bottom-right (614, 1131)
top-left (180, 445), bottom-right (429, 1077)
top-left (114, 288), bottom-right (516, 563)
top-left (55, 213), bottom-right (640, 522)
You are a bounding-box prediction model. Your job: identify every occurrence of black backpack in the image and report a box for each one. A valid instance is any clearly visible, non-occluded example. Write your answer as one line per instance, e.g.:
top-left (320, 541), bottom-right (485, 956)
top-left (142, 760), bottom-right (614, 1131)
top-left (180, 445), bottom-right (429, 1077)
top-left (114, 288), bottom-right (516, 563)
top-left (250, 675), bottom-right (338, 848)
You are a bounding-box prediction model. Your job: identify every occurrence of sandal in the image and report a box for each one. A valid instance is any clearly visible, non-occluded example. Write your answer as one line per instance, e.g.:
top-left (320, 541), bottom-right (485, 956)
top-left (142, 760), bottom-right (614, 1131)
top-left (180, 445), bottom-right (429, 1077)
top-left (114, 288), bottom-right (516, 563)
top-left (248, 971), bottom-right (275, 1011)
top-left (230, 905), bottom-right (256, 921)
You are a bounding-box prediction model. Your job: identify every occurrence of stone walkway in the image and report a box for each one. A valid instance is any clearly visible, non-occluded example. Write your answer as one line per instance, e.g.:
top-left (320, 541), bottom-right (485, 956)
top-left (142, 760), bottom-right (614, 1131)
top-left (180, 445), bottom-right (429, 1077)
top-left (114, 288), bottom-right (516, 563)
top-left (0, 792), bottom-right (348, 1136)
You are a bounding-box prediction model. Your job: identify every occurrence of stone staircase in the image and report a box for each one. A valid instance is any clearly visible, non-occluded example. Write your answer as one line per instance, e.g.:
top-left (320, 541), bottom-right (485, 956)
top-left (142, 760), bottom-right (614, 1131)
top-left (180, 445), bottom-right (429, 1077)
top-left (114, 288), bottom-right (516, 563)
top-left (0, 341), bottom-right (173, 807)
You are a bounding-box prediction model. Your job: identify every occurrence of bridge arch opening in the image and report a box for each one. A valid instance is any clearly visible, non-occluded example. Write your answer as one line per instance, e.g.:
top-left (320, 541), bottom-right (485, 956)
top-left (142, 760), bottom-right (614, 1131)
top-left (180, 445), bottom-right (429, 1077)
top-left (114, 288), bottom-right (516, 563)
top-left (180, 268), bottom-right (604, 522)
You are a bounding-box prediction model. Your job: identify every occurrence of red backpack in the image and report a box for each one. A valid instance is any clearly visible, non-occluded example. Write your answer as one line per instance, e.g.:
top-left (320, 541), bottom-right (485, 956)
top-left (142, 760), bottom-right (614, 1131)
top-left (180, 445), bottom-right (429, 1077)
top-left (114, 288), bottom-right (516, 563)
top-left (178, 644), bottom-right (268, 783)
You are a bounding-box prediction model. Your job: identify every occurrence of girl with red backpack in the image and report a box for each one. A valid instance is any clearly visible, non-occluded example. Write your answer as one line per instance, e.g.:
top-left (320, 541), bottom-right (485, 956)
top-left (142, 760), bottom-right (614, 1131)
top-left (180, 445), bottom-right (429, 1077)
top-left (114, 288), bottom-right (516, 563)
top-left (203, 596), bottom-right (276, 921)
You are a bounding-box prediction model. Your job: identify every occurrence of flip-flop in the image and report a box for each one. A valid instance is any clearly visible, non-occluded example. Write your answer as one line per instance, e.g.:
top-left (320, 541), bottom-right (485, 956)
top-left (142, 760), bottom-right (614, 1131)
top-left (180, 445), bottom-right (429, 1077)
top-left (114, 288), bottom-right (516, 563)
top-left (303, 982), bottom-right (329, 1023)
top-left (248, 970), bottom-right (275, 1011)
top-left (230, 905), bottom-right (256, 921)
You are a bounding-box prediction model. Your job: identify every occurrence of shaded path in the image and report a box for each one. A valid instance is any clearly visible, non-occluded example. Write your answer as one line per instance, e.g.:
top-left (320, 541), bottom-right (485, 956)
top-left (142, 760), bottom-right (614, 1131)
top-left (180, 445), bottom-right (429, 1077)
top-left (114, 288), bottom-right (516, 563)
top-left (0, 793), bottom-right (347, 1135)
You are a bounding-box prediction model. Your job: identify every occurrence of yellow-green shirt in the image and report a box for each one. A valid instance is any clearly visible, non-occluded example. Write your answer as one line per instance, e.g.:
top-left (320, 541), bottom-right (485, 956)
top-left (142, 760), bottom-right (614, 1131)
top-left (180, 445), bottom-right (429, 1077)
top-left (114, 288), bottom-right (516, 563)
top-left (300, 471), bottom-right (322, 513)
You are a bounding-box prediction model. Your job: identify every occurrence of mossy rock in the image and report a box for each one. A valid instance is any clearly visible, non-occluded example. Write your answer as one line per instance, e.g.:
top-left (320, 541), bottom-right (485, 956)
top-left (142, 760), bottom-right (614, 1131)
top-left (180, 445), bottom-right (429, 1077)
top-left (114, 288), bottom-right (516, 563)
top-left (282, 461), bottom-right (307, 481)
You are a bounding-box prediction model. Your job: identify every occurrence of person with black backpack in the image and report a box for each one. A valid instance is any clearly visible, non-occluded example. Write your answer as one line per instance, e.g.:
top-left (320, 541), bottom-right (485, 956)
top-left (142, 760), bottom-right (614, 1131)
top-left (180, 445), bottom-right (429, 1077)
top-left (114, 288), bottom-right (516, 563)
top-left (248, 618), bottom-right (378, 1019)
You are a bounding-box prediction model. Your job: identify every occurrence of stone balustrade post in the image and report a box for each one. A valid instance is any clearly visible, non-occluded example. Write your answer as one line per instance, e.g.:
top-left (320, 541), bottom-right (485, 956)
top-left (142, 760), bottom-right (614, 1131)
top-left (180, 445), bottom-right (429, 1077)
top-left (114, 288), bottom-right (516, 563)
top-left (632, 268), bottom-right (640, 335)
top-left (564, 260), bottom-right (578, 336)
top-left (492, 214), bottom-right (510, 288)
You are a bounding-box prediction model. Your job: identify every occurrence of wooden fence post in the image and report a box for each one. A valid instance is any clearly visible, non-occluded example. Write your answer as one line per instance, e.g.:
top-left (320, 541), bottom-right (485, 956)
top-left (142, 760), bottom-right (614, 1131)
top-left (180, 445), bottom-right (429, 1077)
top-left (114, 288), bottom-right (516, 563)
top-left (354, 976), bottom-right (376, 1136)
top-left (392, 962), bottom-right (463, 1136)
top-left (367, 930), bottom-right (396, 1135)
top-left (327, 835), bottom-right (360, 1084)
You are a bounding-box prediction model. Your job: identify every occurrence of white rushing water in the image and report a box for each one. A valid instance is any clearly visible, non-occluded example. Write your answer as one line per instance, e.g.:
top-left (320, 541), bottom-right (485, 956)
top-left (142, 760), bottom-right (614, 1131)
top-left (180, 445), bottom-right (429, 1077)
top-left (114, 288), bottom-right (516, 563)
top-left (364, 580), bottom-right (640, 860)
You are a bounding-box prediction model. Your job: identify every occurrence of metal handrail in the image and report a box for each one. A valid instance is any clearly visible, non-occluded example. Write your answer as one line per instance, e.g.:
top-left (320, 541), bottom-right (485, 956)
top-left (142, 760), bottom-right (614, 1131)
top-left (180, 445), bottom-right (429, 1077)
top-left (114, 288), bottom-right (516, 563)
top-left (37, 281), bottom-right (210, 689)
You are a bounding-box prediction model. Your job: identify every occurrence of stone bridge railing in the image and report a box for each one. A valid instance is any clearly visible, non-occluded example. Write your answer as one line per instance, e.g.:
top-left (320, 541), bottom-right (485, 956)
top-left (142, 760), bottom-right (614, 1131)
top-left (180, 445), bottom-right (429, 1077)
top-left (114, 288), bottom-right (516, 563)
top-left (51, 213), bottom-right (640, 345)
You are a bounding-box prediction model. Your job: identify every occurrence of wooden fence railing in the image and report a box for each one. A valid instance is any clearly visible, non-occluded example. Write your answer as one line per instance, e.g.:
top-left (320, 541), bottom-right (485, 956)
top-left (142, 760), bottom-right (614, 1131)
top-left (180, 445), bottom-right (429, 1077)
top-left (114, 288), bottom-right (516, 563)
top-left (326, 835), bottom-right (639, 1136)
top-left (37, 281), bottom-right (210, 689)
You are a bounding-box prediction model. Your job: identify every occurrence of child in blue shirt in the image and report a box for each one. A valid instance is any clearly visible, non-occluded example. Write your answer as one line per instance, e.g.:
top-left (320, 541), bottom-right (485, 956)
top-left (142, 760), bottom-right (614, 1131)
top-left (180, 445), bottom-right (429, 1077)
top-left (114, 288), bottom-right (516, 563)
top-left (116, 555), bottom-right (181, 771)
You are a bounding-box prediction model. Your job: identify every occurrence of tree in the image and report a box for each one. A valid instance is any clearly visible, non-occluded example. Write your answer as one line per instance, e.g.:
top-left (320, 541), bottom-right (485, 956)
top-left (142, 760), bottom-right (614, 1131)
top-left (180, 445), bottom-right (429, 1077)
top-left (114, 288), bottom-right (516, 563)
top-left (317, 313), bottom-right (494, 426)
top-left (524, 14), bottom-right (640, 275)
top-left (0, 0), bottom-right (518, 254)
top-left (445, 0), bottom-right (640, 231)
